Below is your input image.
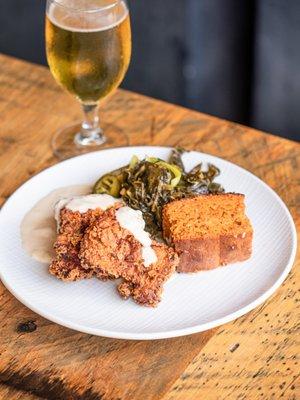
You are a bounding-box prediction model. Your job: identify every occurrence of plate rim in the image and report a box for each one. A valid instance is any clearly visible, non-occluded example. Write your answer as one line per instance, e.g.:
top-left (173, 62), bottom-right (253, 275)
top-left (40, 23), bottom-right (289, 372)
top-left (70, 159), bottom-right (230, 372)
top-left (0, 146), bottom-right (297, 340)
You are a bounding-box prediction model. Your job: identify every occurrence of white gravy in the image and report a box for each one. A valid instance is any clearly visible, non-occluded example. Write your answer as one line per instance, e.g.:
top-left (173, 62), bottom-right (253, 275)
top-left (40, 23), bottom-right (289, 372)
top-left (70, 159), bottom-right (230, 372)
top-left (22, 189), bottom-right (157, 268)
top-left (20, 184), bottom-right (92, 264)
top-left (115, 206), bottom-right (157, 267)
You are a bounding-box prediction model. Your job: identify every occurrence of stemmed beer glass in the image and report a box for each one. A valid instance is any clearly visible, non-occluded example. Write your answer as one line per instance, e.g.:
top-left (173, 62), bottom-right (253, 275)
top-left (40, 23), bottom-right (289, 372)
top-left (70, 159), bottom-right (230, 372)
top-left (45, 0), bottom-right (131, 159)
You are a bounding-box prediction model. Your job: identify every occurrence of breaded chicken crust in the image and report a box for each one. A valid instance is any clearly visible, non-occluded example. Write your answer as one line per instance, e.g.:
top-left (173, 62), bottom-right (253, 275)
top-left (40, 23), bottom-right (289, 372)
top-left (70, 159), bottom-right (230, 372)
top-left (50, 205), bottom-right (178, 306)
top-left (79, 209), bottom-right (178, 306)
top-left (49, 207), bottom-right (112, 281)
top-left (118, 244), bottom-right (178, 307)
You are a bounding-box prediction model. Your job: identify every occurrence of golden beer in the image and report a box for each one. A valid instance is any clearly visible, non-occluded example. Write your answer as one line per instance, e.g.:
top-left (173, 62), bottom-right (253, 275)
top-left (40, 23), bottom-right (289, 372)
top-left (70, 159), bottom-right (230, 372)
top-left (46, 1), bottom-right (131, 104)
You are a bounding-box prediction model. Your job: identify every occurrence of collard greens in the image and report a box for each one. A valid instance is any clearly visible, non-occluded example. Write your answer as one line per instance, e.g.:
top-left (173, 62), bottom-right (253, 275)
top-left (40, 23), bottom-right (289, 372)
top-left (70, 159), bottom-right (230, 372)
top-left (93, 148), bottom-right (224, 239)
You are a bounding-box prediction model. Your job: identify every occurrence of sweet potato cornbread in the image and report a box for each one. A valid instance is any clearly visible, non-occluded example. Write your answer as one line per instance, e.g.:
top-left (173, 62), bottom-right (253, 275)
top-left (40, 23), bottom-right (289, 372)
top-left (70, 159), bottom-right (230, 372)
top-left (162, 194), bottom-right (253, 272)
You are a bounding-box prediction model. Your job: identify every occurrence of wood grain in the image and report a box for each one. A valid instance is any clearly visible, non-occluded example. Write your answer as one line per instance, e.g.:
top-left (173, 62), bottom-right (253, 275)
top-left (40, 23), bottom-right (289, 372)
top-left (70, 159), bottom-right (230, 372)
top-left (0, 54), bottom-right (299, 400)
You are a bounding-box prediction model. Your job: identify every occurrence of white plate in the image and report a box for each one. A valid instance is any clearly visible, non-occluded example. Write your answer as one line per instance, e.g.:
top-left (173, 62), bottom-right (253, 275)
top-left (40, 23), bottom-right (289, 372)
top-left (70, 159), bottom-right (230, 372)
top-left (0, 147), bottom-right (297, 340)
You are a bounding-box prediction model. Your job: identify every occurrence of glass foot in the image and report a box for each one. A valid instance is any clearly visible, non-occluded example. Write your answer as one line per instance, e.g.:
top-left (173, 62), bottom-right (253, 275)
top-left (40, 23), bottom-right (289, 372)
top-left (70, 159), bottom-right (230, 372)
top-left (51, 122), bottom-right (129, 160)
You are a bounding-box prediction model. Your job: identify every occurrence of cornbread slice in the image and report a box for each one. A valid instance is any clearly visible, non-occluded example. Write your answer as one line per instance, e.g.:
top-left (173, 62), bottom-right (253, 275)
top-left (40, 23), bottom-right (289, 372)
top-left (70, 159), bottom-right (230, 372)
top-left (162, 194), bottom-right (253, 272)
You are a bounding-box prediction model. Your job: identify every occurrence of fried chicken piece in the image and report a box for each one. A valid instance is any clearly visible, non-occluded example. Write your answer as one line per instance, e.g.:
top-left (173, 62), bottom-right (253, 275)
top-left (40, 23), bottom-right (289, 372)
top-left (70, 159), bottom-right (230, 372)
top-left (49, 207), bottom-right (109, 281)
top-left (79, 208), bottom-right (179, 306)
top-left (118, 244), bottom-right (178, 307)
top-left (79, 208), bottom-right (142, 278)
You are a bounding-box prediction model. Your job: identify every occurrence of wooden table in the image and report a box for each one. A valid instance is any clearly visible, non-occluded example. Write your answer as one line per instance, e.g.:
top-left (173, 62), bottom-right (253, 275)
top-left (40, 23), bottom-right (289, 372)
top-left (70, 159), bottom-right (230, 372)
top-left (0, 54), bottom-right (299, 400)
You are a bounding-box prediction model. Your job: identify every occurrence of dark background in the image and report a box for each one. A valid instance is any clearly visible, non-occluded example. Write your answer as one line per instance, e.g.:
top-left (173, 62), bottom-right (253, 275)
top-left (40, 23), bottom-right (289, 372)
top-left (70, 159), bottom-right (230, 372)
top-left (0, 0), bottom-right (299, 141)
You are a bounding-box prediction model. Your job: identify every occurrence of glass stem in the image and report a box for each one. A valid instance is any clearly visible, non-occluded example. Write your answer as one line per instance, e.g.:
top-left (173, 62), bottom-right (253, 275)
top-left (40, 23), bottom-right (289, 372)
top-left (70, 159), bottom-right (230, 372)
top-left (74, 103), bottom-right (106, 146)
top-left (81, 103), bottom-right (101, 138)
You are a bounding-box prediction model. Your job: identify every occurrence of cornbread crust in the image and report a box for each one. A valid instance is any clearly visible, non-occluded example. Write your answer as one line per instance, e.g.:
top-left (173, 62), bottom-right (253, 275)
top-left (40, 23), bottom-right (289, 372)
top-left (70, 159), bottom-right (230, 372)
top-left (162, 193), bottom-right (253, 272)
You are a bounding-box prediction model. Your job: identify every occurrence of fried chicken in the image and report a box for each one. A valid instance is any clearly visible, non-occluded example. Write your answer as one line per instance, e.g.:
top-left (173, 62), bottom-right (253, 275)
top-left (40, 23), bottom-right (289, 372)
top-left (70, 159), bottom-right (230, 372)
top-left (79, 208), bottom-right (178, 306)
top-left (117, 243), bottom-right (178, 307)
top-left (79, 207), bottom-right (144, 280)
top-left (50, 201), bottom-right (178, 307)
top-left (49, 207), bottom-right (110, 281)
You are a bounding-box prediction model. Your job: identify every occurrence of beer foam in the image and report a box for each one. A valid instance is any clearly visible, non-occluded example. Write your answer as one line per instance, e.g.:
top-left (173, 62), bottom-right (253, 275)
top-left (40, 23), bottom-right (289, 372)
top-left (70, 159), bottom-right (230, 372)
top-left (47, 0), bottom-right (128, 33)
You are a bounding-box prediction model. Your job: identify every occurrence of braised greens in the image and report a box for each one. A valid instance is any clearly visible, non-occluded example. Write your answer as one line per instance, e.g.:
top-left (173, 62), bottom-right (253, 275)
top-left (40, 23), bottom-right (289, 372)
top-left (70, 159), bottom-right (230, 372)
top-left (93, 148), bottom-right (224, 239)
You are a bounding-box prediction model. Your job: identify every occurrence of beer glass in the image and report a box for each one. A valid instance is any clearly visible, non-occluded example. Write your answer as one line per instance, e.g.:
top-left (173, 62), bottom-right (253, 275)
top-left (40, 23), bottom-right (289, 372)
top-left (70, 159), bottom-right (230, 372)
top-left (45, 0), bottom-right (131, 159)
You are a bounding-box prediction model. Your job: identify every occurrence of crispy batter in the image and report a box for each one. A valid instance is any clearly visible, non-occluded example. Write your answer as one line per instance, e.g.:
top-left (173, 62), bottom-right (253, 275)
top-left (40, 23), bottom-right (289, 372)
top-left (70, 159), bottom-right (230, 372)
top-left (50, 204), bottom-right (178, 306)
top-left (80, 209), bottom-right (178, 306)
top-left (49, 208), bottom-right (110, 281)
top-left (79, 207), bottom-right (144, 280)
top-left (117, 244), bottom-right (178, 307)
